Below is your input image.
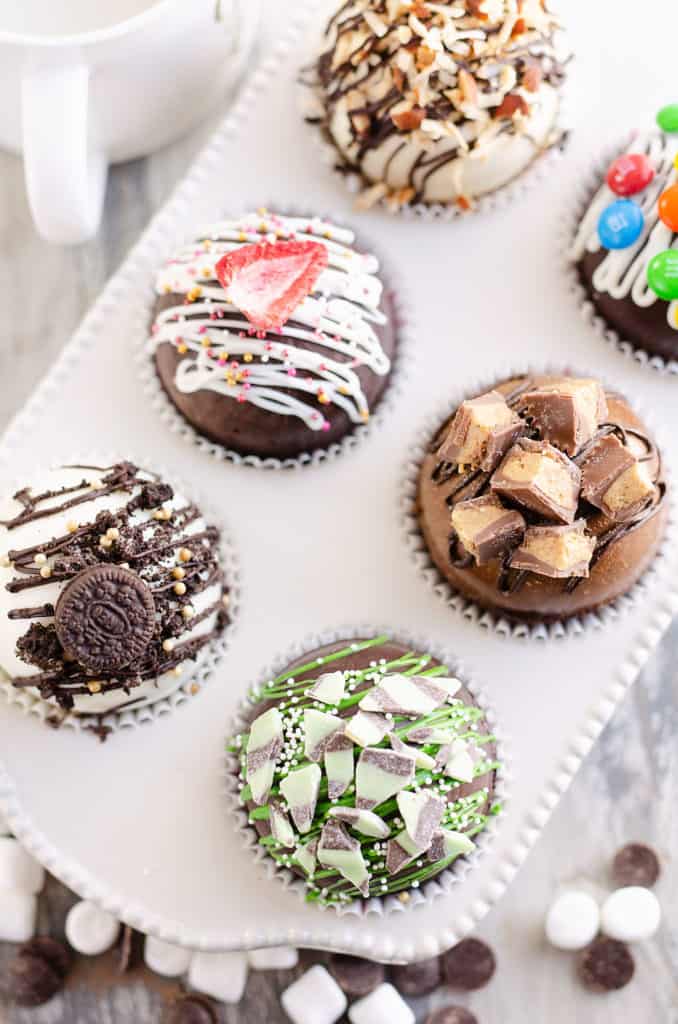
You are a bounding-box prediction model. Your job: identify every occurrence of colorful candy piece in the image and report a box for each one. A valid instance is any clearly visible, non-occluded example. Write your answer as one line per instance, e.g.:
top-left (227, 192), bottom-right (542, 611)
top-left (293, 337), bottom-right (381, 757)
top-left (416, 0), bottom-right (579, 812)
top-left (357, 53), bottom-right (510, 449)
top-left (646, 248), bottom-right (678, 300)
top-left (396, 791), bottom-right (445, 852)
top-left (658, 183), bottom-right (678, 232)
top-left (359, 674), bottom-right (460, 716)
top-left (324, 732), bottom-right (355, 800)
top-left (597, 199), bottom-right (644, 250)
top-left (317, 821), bottom-right (370, 897)
top-left (308, 671), bottom-right (346, 705)
top-left (246, 708), bottom-right (283, 805)
top-left (269, 799), bottom-right (296, 849)
top-left (279, 764), bottom-right (321, 834)
top-left (427, 829), bottom-right (476, 863)
top-left (328, 807), bottom-right (391, 839)
top-left (214, 240), bottom-right (328, 331)
top-left (303, 709), bottom-right (344, 762)
top-left (356, 747), bottom-right (415, 810)
top-left (657, 103), bottom-right (678, 133)
top-left (606, 153), bottom-right (655, 197)
top-left (345, 710), bottom-right (390, 747)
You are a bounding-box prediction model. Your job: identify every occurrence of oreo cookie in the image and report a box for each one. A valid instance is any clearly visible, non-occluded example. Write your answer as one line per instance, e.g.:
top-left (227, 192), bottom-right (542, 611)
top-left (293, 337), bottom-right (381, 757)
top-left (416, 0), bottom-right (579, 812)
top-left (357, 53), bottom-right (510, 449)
top-left (425, 1008), bottom-right (479, 1024)
top-left (612, 843), bottom-right (660, 888)
top-left (441, 938), bottom-right (496, 990)
top-left (55, 564), bottom-right (155, 674)
top-left (161, 994), bottom-right (217, 1024)
top-left (391, 956), bottom-right (441, 996)
top-left (578, 937), bottom-right (635, 991)
top-left (329, 954), bottom-right (385, 996)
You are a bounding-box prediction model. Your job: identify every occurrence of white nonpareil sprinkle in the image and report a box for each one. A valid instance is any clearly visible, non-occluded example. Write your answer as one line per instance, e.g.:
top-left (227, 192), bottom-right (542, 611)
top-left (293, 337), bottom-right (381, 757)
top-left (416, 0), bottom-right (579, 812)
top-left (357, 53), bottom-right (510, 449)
top-left (281, 965), bottom-right (347, 1024)
top-left (600, 886), bottom-right (661, 943)
top-left (0, 837), bottom-right (45, 894)
top-left (187, 950), bottom-right (248, 1003)
top-left (544, 890), bottom-right (600, 951)
top-left (0, 888), bottom-right (37, 942)
top-left (65, 900), bottom-right (119, 956)
top-left (248, 945), bottom-right (299, 970)
top-left (143, 935), bottom-right (192, 977)
top-left (348, 983), bottom-right (415, 1024)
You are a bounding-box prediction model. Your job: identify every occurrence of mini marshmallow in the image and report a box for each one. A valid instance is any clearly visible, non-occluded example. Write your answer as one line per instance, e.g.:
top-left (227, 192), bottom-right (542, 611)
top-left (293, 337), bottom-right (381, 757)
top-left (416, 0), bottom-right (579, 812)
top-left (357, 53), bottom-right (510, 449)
top-left (545, 890), bottom-right (600, 951)
top-left (65, 900), bottom-right (119, 955)
top-left (600, 886), bottom-right (661, 943)
top-left (144, 935), bottom-right (192, 977)
top-left (187, 951), bottom-right (248, 1003)
top-left (348, 983), bottom-right (415, 1024)
top-left (0, 887), bottom-right (37, 942)
top-left (248, 946), bottom-right (299, 970)
top-left (281, 964), bottom-right (347, 1024)
top-left (0, 836), bottom-right (44, 894)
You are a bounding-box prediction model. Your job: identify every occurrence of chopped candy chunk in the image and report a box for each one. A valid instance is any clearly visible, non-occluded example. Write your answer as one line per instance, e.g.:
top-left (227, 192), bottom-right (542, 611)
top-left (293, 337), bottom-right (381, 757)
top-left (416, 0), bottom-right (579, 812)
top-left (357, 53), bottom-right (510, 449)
top-left (329, 807), bottom-right (391, 839)
top-left (246, 708), bottom-right (284, 805)
top-left (318, 821), bottom-right (370, 896)
top-left (280, 764), bottom-right (321, 834)
top-left (356, 747), bottom-right (415, 810)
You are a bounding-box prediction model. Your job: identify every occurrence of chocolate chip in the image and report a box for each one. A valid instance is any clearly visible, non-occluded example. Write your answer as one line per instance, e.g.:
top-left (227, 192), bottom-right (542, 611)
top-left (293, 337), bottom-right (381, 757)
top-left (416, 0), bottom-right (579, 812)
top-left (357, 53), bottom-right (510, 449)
top-left (441, 938), bottom-right (496, 990)
top-left (55, 564), bottom-right (156, 674)
top-left (612, 843), bottom-right (660, 888)
top-left (162, 993), bottom-right (217, 1024)
top-left (329, 954), bottom-right (385, 996)
top-left (578, 937), bottom-right (635, 991)
top-left (391, 956), bottom-right (441, 996)
top-left (425, 1007), bottom-right (479, 1024)
top-left (18, 937), bottom-right (71, 979)
top-left (6, 953), bottom-right (63, 1007)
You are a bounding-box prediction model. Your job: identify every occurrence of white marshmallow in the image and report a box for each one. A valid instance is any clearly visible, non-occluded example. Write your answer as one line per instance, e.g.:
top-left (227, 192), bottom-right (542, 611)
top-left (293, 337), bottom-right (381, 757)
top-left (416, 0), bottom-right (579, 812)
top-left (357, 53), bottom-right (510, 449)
top-left (0, 836), bottom-right (44, 894)
top-left (348, 983), bottom-right (415, 1024)
top-left (545, 890), bottom-right (600, 951)
top-left (65, 900), bottom-right (119, 955)
top-left (281, 964), bottom-right (347, 1024)
top-left (143, 935), bottom-right (192, 978)
top-left (248, 946), bottom-right (299, 970)
top-left (187, 951), bottom-right (248, 1003)
top-left (0, 887), bottom-right (37, 942)
top-left (601, 886), bottom-right (661, 943)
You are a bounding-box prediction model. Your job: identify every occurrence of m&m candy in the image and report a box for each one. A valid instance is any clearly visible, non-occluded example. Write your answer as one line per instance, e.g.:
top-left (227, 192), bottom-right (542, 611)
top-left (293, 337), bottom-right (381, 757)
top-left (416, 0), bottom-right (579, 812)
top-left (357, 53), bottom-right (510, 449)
top-left (657, 104), bottom-right (678, 134)
top-left (658, 183), bottom-right (678, 233)
top-left (606, 153), bottom-right (654, 197)
top-left (647, 249), bottom-right (678, 301)
top-left (597, 199), bottom-right (644, 250)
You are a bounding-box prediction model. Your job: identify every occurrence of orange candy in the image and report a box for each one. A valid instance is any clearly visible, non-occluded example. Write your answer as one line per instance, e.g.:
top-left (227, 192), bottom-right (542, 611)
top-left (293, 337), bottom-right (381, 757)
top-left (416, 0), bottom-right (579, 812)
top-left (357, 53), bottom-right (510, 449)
top-left (658, 183), bottom-right (678, 232)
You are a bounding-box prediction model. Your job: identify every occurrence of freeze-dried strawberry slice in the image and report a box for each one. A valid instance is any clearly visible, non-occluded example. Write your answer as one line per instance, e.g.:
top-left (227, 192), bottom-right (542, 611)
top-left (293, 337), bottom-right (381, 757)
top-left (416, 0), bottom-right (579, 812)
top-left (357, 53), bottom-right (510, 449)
top-left (215, 239), bottom-right (328, 331)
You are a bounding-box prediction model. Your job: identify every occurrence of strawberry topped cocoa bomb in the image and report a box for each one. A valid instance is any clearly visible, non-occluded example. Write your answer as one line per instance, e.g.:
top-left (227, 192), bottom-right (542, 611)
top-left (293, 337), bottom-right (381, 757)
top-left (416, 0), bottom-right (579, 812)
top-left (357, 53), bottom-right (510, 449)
top-left (148, 210), bottom-right (397, 460)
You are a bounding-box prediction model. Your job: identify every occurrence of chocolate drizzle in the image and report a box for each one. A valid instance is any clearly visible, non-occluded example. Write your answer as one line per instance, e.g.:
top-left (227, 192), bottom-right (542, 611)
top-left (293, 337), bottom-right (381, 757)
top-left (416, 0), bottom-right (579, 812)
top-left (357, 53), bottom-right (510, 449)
top-left (1, 463), bottom-right (229, 710)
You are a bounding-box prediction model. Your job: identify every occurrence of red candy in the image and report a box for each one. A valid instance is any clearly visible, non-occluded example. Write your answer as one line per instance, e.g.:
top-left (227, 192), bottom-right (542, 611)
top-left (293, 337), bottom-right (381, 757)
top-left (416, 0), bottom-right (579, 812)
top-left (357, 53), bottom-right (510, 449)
top-left (215, 239), bottom-right (328, 331)
top-left (658, 183), bottom-right (678, 232)
top-left (606, 153), bottom-right (655, 197)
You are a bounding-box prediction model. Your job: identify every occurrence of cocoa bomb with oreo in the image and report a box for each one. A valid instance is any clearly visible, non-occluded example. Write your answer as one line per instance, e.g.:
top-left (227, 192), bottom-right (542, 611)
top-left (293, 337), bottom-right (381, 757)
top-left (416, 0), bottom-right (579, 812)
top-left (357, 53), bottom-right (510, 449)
top-left (416, 374), bottom-right (667, 624)
top-left (149, 210), bottom-right (397, 461)
top-left (231, 635), bottom-right (500, 907)
top-left (0, 461), bottom-right (230, 716)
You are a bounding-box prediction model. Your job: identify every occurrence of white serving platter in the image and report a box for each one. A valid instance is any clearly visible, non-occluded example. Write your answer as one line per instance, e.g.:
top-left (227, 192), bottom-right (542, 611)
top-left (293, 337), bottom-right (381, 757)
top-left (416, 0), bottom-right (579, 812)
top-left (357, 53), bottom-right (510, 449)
top-left (0, 0), bottom-right (677, 962)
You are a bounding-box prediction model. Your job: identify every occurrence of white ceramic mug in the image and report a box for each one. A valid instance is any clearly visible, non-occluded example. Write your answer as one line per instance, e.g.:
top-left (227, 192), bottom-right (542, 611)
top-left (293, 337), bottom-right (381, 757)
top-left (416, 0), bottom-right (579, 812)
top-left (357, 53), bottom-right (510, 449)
top-left (0, 0), bottom-right (259, 244)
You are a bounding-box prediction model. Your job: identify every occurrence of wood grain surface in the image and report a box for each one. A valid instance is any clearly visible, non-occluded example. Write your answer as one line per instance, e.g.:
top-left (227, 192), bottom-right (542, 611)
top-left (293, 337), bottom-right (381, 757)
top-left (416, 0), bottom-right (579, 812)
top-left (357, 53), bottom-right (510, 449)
top-left (0, 70), bottom-right (675, 1024)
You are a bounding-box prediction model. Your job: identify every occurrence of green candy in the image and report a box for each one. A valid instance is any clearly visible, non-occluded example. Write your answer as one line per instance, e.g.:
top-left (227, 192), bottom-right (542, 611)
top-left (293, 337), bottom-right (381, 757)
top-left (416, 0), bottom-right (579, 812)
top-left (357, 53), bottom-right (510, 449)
top-left (647, 249), bottom-right (678, 301)
top-left (657, 104), bottom-right (678, 133)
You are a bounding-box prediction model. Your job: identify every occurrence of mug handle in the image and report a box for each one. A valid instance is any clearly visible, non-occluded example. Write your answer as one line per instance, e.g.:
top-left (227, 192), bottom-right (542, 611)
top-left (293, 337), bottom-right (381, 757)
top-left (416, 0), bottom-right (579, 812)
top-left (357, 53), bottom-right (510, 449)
top-left (22, 62), bottom-right (107, 245)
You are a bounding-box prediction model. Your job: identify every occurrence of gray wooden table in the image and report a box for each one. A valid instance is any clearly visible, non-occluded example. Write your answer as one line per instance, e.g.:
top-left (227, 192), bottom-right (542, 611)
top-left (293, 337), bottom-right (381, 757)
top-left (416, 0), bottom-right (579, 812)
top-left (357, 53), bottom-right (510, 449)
top-left (0, 102), bottom-right (675, 1024)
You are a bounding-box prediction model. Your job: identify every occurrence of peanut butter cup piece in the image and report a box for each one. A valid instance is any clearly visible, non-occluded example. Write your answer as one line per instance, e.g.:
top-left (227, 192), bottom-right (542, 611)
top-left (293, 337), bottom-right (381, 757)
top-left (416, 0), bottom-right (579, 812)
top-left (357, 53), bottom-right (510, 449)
top-left (490, 439), bottom-right (580, 524)
top-left (451, 495), bottom-right (525, 565)
top-left (437, 391), bottom-right (522, 472)
top-left (519, 377), bottom-right (607, 455)
top-left (55, 564), bottom-right (155, 675)
top-left (510, 521), bottom-right (595, 579)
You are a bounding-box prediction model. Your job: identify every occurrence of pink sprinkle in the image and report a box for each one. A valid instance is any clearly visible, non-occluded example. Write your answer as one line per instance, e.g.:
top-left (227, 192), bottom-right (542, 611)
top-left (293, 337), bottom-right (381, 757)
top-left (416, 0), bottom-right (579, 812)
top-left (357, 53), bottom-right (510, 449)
top-left (231, 361), bottom-right (239, 369)
top-left (188, 268), bottom-right (196, 277)
top-left (198, 325), bottom-right (207, 334)
top-left (206, 348), bottom-right (213, 358)
top-left (151, 324), bottom-right (159, 335)
top-left (287, 368), bottom-right (297, 377)
top-left (210, 312), bottom-right (217, 320)
top-left (218, 355), bottom-right (227, 365)
top-left (319, 363), bottom-right (326, 371)
top-left (321, 421), bottom-right (330, 432)
top-left (265, 342), bottom-right (274, 351)
top-left (239, 331), bottom-right (245, 338)
top-left (243, 382), bottom-right (251, 391)
top-left (237, 393), bottom-right (247, 403)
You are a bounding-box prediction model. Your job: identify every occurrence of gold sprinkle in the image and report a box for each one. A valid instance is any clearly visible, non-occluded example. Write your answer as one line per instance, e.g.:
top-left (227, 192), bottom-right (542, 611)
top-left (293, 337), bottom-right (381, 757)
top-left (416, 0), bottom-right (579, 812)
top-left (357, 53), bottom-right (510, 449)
top-left (178, 548), bottom-right (192, 562)
top-left (99, 536), bottom-right (113, 549)
top-left (201, 337), bottom-right (211, 348)
top-left (186, 286), bottom-right (203, 302)
top-left (162, 639), bottom-right (175, 653)
top-left (172, 666), bottom-right (183, 677)
top-left (238, 232), bottom-right (247, 242)
top-left (106, 527), bottom-right (120, 541)
top-left (397, 891), bottom-right (410, 904)
top-left (153, 507), bottom-right (172, 522)
top-left (221, 593), bottom-right (230, 608)
top-left (66, 520), bottom-right (78, 534)
top-left (39, 566), bottom-right (52, 579)
top-left (90, 478), bottom-right (105, 490)
top-left (0, 555), bottom-right (10, 568)
top-left (256, 206), bottom-right (268, 216)
top-left (87, 681), bottom-right (102, 694)
top-left (177, 343), bottom-right (188, 355)
top-left (174, 581), bottom-right (187, 596)
top-left (172, 567), bottom-right (186, 580)
top-left (34, 553), bottom-right (47, 566)
top-left (181, 605), bottom-right (195, 621)
top-left (190, 683), bottom-right (200, 696)
top-left (201, 267), bottom-right (212, 278)
top-left (243, 353), bottom-right (253, 363)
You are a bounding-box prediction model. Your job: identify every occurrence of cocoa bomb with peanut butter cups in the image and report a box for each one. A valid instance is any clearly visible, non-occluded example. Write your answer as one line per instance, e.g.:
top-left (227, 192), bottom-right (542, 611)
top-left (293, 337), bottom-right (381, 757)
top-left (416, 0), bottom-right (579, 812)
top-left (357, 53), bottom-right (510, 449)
top-left (148, 210), bottom-right (397, 461)
top-left (416, 375), bottom-right (667, 624)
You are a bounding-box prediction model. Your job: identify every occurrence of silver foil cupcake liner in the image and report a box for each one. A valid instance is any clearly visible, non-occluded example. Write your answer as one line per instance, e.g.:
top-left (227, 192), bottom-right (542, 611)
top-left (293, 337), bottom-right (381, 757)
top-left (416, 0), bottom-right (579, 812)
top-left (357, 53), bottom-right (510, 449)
top-left (400, 362), bottom-right (676, 641)
top-left (562, 134), bottom-right (678, 376)
top-left (0, 453), bottom-right (241, 735)
top-left (223, 624), bottom-right (510, 918)
top-left (136, 208), bottom-right (416, 470)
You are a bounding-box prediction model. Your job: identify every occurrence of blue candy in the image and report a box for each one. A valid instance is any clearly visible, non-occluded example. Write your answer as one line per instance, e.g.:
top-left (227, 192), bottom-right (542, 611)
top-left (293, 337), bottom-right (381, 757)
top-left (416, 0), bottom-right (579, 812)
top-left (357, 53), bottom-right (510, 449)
top-left (597, 199), bottom-right (644, 250)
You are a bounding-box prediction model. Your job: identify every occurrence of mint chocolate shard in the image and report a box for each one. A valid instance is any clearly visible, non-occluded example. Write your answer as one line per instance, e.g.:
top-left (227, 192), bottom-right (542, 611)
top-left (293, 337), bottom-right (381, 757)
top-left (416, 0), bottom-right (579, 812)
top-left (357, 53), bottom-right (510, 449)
top-left (345, 709), bottom-right (390, 747)
top-left (295, 838), bottom-right (318, 877)
top-left (386, 829), bottom-right (421, 875)
top-left (359, 673), bottom-right (460, 716)
top-left (269, 798), bottom-right (296, 849)
top-left (451, 494), bottom-right (525, 565)
top-left (518, 377), bottom-right (608, 456)
top-left (397, 790), bottom-right (445, 852)
top-left (303, 708), bottom-right (344, 762)
top-left (437, 390), bottom-right (523, 472)
top-left (406, 725), bottom-right (458, 745)
top-left (437, 739), bottom-right (476, 783)
top-left (390, 732), bottom-right (436, 771)
top-left (490, 438), bottom-right (581, 524)
top-left (580, 434), bottom-right (655, 522)
top-left (279, 763), bottom-right (321, 834)
top-left (324, 732), bottom-right (355, 800)
top-left (356, 747), bottom-right (415, 810)
top-left (328, 807), bottom-right (391, 839)
top-left (510, 520), bottom-right (595, 579)
top-left (308, 670), bottom-right (346, 705)
top-left (318, 820), bottom-right (370, 897)
top-left (246, 707), bottom-right (284, 805)
top-left (428, 828), bottom-right (475, 863)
